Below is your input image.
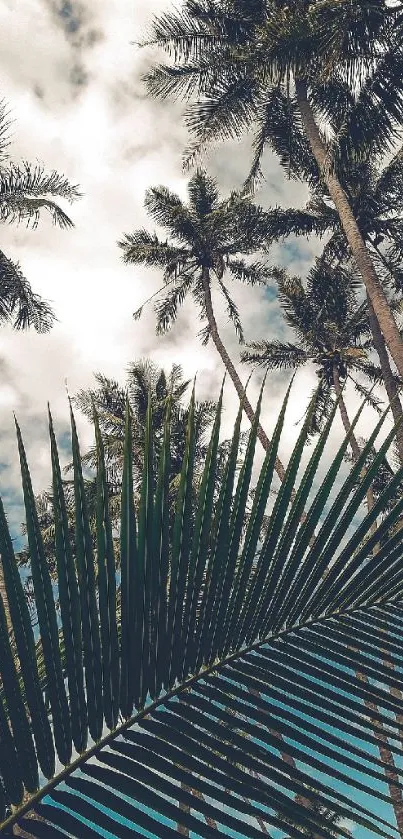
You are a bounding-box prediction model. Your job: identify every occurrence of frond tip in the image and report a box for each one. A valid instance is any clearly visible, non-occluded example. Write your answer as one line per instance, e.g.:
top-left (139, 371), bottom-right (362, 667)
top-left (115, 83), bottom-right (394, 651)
top-left (132, 306), bottom-right (143, 321)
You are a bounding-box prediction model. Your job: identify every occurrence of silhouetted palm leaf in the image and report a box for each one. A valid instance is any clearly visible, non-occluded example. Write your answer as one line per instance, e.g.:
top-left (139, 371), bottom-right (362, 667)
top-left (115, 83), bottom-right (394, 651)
top-left (0, 382), bottom-right (403, 835)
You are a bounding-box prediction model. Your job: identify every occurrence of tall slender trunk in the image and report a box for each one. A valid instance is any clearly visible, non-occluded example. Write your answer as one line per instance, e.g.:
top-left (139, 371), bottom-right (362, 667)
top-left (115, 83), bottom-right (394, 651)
top-left (332, 364), bottom-right (377, 519)
top-left (295, 79), bottom-right (403, 380)
top-left (0, 559), bottom-right (10, 630)
top-left (177, 783), bottom-right (218, 834)
top-left (332, 364), bottom-right (403, 836)
top-left (356, 672), bottom-right (403, 837)
top-left (177, 784), bottom-right (190, 836)
top-left (366, 294), bottom-right (403, 467)
top-left (200, 267), bottom-right (287, 481)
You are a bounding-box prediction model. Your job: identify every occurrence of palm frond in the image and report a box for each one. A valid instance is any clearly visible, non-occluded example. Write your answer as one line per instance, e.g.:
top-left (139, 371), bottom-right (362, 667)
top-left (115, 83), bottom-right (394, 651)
top-left (0, 163), bottom-right (80, 228)
top-left (228, 258), bottom-right (273, 285)
top-left (154, 271), bottom-right (196, 334)
top-left (245, 87), bottom-right (319, 192)
top-left (3, 384), bottom-right (403, 836)
top-left (241, 340), bottom-right (308, 370)
top-left (118, 229), bottom-right (190, 269)
top-left (0, 251), bottom-right (55, 332)
top-left (144, 185), bottom-right (197, 243)
top-left (183, 75), bottom-right (259, 168)
top-left (262, 205), bottom-right (336, 243)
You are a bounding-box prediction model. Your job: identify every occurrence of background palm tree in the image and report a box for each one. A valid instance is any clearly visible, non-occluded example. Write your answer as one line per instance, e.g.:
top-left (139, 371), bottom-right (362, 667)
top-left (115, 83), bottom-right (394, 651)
top-left (262, 149), bottom-right (403, 464)
top-left (118, 168), bottom-right (290, 480)
top-left (16, 359), bottom-right (224, 581)
top-left (0, 102), bottom-right (80, 334)
top-left (143, 0), bottom-right (403, 377)
top-left (241, 259), bottom-right (386, 441)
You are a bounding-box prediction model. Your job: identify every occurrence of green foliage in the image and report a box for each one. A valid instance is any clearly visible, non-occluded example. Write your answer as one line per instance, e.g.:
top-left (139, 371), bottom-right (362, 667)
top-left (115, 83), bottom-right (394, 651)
top-left (118, 168), bottom-right (272, 343)
top-left (142, 0), bottom-right (403, 176)
top-left (242, 258), bottom-right (385, 432)
top-left (0, 103), bottom-right (80, 334)
top-left (1, 383), bottom-right (403, 836)
top-left (16, 360), bottom-right (220, 579)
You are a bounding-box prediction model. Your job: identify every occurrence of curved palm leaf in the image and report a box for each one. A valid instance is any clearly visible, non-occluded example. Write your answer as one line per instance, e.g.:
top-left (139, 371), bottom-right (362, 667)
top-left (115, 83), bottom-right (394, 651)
top-left (2, 385), bottom-right (403, 835)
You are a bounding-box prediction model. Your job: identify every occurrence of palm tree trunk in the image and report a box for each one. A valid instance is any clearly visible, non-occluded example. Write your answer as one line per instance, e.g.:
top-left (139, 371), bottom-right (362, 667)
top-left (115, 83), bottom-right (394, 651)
top-left (332, 365), bottom-right (377, 519)
top-left (200, 267), bottom-right (287, 481)
top-left (332, 364), bottom-right (403, 836)
top-left (177, 783), bottom-right (218, 833)
top-left (295, 79), bottom-right (403, 380)
top-left (366, 294), bottom-right (403, 467)
top-left (177, 785), bottom-right (190, 836)
top-left (357, 672), bottom-right (403, 837)
top-left (0, 561), bottom-right (10, 630)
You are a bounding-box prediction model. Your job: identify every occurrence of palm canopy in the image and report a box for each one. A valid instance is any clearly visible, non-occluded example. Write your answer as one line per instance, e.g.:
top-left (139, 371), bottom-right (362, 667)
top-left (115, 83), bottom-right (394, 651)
top-left (70, 359), bottom-right (216, 482)
top-left (118, 169), bottom-right (272, 343)
top-left (16, 359), bottom-right (219, 579)
top-left (0, 103), bottom-right (80, 333)
top-left (142, 0), bottom-right (403, 383)
top-left (263, 148), bottom-right (403, 288)
top-left (242, 259), bottom-right (386, 430)
top-left (2, 381), bottom-right (403, 836)
top-left (143, 0), bottom-right (402, 172)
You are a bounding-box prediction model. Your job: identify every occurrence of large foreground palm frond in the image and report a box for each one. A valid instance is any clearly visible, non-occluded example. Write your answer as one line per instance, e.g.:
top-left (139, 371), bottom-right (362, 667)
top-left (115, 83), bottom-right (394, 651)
top-left (2, 383), bottom-right (403, 835)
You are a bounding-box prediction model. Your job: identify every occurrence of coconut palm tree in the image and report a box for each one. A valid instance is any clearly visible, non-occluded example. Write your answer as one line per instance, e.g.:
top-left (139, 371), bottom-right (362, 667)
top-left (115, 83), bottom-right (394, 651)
top-left (16, 359), bottom-right (222, 581)
top-left (142, 0), bottom-right (403, 378)
top-left (241, 259), bottom-right (386, 445)
top-left (0, 102), bottom-right (80, 333)
top-left (2, 383), bottom-right (403, 835)
top-left (262, 149), bottom-right (403, 463)
top-left (118, 169), bottom-right (291, 481)
top-left (241, 257), bottom-right (384, 519)
top-left (70, 359), bottom-right (218, 491)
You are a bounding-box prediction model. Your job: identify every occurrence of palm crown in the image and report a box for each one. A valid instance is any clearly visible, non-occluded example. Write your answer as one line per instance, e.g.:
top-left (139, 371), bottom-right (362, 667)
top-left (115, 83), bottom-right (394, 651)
top-left (143, 0), bottom-right (401, 172)
top-left (242, 260), bottom-right (385, 432)
top-left (142, 0), bottom-right (403, 381)
top-left (119, 169), bottom-right (271, 344)
top-left (16, 360), bottom-right (219, 580)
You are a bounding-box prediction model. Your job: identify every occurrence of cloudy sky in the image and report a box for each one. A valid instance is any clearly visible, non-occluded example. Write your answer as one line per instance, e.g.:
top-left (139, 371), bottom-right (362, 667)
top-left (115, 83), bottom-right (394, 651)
top-left (0, 0), bottom-right (386, 544)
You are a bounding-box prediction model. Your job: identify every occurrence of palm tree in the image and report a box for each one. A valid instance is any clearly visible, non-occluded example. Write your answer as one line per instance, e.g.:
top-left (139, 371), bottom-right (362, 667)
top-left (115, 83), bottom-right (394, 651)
top-left (142, 0), bottom-right (403, 378)
top-left (0, 102), bottom-right (80, 333)
top-left (70, 358), bottom-right (217, 493)
top-left (2, 383), bottom-right (403, 835)
top-left (262, 150), bottom-right (403, 464)
top-left (16, 359), bottom-right (221, 581)
top-left (118, 169), bottom-right (290, 480)
top-left (241, 259), bottom-right (386, 449)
